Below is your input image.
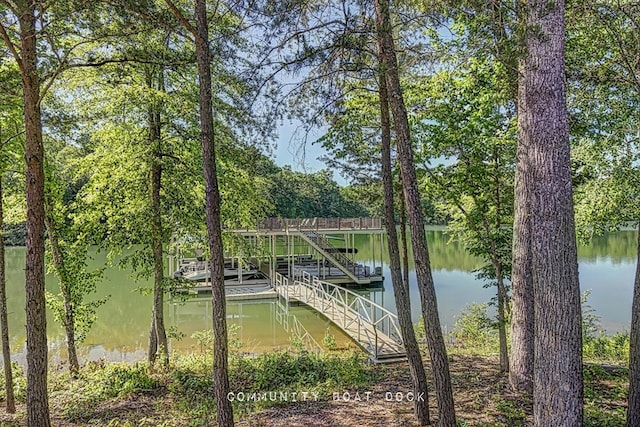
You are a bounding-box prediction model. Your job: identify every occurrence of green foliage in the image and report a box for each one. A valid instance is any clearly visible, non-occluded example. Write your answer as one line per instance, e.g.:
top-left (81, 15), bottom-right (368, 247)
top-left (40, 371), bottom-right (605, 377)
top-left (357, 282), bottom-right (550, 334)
top-left (191, 330), bottom-right (214, 354)
top-left (494, 397), bottom-right (527, 425)
top-left (227, 351), bottom-right (373, 399)
top-left (322, 329), bottom-right (338, 351)
top-left (583, 333), bottom-right (630, 365)
top-left (289, 335), bottom-right (304, 352)
top-left (268, 166), bottom-right (368, 218)
top-left (167, 350), bottom-right (374, 423)
top-left (568, 2), bottom-right (640, 240)
top-left (2, 222), bottom-right (25, 246)
top-left (583, 365), bottom-right (629, 427)
top-left (450, 303), bottom-right (499, 354)
top-left (43, 145), bottom-right (107, 344)
top-left (582, 289), bottom-right (602, 339)
top-left (0, 363), bottom-right (25, 403)
top-left (51, 363), bottom-right (161, 421)
top-left (413, 58), bottom-right (515, 284)
top-left (581, 290), bottom-right (630, 364)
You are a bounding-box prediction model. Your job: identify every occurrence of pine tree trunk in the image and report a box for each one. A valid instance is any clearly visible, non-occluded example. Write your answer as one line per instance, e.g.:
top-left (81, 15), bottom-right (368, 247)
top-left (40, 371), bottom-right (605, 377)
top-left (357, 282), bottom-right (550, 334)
top-left (626, 222), bottom-right (640, 427)
top-left (0, 176), bottom-right (15, 412)
top-left (399, 182), bottom-right (410, 287)
top-left (148, 71), bottom-right (168, 367)
top-left (20, 5), bottom-right (51, 425)
top-left (521, 1), bottom-right (583, 424)
top-left (374, 0), bottom-right (456, 424)
top-left (195, 1), bottom-right (234, 425)
top-left (43, 213), bottom-right (80, 375)
top-left (378, 69), bottom-right (430, 426)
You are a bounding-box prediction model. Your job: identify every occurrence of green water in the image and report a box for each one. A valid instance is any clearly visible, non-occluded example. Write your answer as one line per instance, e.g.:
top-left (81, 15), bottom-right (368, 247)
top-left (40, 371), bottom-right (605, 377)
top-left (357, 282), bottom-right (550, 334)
top-left (5, 228), bottom-right (636, 363)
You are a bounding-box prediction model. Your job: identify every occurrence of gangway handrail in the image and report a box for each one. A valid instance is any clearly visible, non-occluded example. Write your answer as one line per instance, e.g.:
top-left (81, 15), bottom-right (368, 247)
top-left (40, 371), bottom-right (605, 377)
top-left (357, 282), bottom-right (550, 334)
top-left (272, 268), bottom-right (404, 361)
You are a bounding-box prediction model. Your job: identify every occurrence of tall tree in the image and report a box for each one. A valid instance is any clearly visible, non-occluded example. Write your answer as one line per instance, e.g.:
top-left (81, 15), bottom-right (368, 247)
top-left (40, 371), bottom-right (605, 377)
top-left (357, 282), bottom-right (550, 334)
top-left (374, 0), bottom-right (456, 424)
top-left (0, 2), bottom-right (50, 424)
top-left (427, 0), bottom-right (533, 391)
top-left (163, 0), bottom-right (234, 424)
top-left (520, 0), bottom-right (583, 424)
top-left (0, 55), bottom-right (21, 413)
top-left (378, 69), bottom-right (430, 425)
top-left (194, 1), bottom-right (233, 424)
top-left (42, 145), bottom-right (107, 377)
top-left (566, 3), bottom-right (640, 423)
top-left (146, 65), bottom-right (168, 366)
top-left (0, 174), bottom-right (12, 412)
top-left (410, 59), bottom-right (516, 373)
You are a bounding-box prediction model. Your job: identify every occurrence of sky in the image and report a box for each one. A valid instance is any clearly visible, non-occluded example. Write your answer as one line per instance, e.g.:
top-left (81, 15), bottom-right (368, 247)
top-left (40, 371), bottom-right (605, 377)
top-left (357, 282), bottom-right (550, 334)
top-left (273, 120), bottom-right (350, 186)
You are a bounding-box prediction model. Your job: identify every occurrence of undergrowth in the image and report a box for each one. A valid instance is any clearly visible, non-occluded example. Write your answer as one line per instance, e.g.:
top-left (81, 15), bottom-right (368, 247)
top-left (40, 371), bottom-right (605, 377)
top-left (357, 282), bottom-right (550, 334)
top-left (0, 349), bottom-right (375, 426)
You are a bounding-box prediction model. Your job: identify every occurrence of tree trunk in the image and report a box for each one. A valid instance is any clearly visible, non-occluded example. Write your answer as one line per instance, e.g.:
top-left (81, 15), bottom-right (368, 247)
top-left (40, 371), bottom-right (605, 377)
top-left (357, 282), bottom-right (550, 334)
top-left (194, 1), bottom-right (234, 425)
top-left (490, 149), bottom-right (509, 374)
top-left (374, 0), bottom-right (456, 425)
top-left (626, 222), bottom-right (640, 427)
top-left (43, 213), bottom-right (80, 375)
top-left (521, 1), bottom-right (583, 425)
top-left (509, 117), bottom-right (534, 394)
top-left (495, 263), bottom-right (508, 373)
top-left (378, 68), bottom-right (430, 426)
top-left (148, 69), bottom-right (168, 367)
top-left (20, 4), bottom-right (51, 425)
top-left (399, 181), bottom-right (410, 287)
top-left (0, 176), bottom-right (15, 412)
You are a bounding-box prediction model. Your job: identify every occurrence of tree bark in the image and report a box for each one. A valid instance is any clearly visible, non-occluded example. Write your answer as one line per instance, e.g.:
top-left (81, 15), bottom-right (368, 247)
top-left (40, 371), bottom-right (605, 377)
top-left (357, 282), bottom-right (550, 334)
top-left (20, 5), bottom-right (51, 425)
top-left (374, 0), bottom-right (456, 424)
top-left (148, 68), bottom-right (168, 367)
top-left (491, 147), bottom-right (509, 374)
top-left (509, 114), bottom-right (534, 394)
top-left (194, 1), bottom-right (234, 425)
top-left (494, 260), bottom-right (509, 373)
top-left (43, 213), bottom-right (80, 375)
top-left (0, 176), bottom-right (15, 412)
top-left (399, 180), bottom-right (410, 287)
top-left (521, 1), bottom-right (583, 425)
top-left (626, 222), bottom-right (640, 427)
top-left (378, 69), bottom-right (430, 426)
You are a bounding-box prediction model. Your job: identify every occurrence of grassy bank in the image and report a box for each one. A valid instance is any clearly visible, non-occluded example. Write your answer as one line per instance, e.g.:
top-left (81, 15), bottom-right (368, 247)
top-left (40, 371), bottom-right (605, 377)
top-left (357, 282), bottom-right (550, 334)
top-left (0, 303), bottom-right (631, 426)
top-left (0, 350), bottom-right (376, 426)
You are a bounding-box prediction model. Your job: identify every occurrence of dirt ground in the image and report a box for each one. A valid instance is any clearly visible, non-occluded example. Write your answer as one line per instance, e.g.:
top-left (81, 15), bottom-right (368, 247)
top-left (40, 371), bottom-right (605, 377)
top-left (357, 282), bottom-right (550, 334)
top-left (2, 354), bottom-right (626, 426)
top-left (237, 354), bottom-right (533, 427)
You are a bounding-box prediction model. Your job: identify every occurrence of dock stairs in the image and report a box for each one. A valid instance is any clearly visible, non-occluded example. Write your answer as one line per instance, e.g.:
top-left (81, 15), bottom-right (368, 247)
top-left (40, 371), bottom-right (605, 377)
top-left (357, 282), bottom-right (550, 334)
top-left (299, 231), bottom-right (370, 285)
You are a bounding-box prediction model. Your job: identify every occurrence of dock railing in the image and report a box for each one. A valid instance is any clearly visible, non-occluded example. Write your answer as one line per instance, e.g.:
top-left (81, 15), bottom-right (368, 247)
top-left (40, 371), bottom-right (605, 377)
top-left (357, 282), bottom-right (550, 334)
top-left (272, 268), bottom-right (404, 361)
top-left (256, 217), bottom-right (383, 232)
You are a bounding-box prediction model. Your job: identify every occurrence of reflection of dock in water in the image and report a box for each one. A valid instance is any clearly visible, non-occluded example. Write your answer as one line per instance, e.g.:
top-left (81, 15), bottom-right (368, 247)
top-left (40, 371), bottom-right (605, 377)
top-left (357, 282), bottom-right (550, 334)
top-left (274, 298), bottom-right (322, 351)
top-left (167, 297), bottom-right (337, 353)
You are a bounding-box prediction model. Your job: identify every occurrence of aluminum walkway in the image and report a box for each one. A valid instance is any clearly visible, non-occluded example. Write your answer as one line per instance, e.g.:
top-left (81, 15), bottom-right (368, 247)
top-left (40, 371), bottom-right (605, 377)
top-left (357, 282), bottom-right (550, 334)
top-left (273, 269), bottom-right (406, 363)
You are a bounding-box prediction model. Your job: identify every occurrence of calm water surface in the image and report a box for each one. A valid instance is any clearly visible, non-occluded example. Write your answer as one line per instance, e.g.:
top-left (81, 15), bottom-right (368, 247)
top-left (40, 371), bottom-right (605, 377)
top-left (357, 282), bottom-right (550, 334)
top-left (5, 228), bottom-right (636, 363)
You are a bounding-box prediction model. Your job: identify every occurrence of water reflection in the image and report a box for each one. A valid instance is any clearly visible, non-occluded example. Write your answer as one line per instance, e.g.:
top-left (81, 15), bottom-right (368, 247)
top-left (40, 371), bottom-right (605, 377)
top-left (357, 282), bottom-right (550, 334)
top-left (168, 296), bottom-right (352, 354)
top-left (3, 228), bottom-right (638, 362)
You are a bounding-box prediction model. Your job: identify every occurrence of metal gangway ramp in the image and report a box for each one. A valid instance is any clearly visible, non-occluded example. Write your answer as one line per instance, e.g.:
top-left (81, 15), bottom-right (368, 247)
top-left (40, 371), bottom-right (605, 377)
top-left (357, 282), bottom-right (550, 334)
top-left (273, 269), bottom-right (406, 363)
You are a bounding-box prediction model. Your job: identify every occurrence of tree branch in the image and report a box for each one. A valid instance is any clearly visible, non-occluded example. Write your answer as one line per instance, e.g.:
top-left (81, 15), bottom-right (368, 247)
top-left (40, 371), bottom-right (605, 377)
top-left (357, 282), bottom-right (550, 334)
top-left (0, 19), bottom-right (24, 75)
top-left (163, 0), bottom-right (197, 38)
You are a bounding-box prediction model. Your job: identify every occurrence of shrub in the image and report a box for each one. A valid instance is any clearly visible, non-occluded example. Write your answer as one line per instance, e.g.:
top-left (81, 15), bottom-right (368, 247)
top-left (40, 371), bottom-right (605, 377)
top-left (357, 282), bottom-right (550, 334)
top-left (450, 303), bottom-right (499, 353)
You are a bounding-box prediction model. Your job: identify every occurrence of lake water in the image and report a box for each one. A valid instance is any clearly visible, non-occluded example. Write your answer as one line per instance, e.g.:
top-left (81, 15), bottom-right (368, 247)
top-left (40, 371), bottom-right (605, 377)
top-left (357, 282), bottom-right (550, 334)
top-left (4, 228), bottom-right (636, 364)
